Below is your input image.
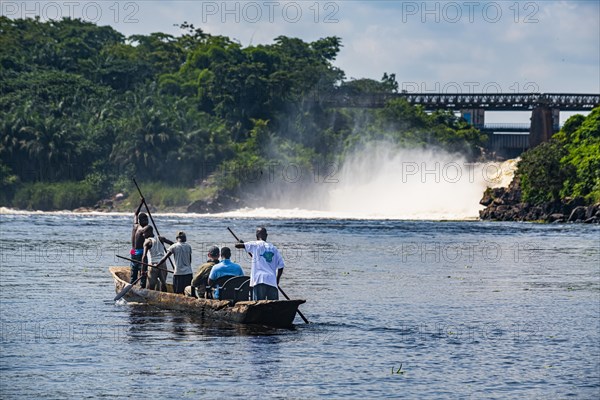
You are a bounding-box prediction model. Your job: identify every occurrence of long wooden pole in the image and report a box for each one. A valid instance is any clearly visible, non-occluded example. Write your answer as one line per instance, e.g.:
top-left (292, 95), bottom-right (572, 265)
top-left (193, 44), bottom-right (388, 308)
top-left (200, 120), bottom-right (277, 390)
top-left (226, 226), bottom-right (309, 324)
top-left (116, 255), bottom-right (173, 273)
top-left (277, 286), bottom-right (309, 324)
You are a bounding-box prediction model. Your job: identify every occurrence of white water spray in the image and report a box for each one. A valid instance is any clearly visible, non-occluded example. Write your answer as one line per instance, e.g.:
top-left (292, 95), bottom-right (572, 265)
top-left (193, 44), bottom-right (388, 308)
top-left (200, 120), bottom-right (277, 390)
top-left (225, 142), bottom-right (518, 220)
top-left (323, 144), bottom-right (482, 219)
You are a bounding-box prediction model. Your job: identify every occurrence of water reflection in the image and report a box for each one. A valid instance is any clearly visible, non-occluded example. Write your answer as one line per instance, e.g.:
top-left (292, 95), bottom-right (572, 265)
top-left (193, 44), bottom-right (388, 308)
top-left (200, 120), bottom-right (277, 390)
top-left (247, 333), bottom-right (283, 383)
top-left (123, 303), bottom-right (294, 343)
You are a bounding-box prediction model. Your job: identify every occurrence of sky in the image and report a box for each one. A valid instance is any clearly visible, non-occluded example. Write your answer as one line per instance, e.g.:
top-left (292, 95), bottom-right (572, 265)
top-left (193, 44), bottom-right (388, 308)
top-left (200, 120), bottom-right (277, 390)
top-left (3, 0), bottom-right (599, 122)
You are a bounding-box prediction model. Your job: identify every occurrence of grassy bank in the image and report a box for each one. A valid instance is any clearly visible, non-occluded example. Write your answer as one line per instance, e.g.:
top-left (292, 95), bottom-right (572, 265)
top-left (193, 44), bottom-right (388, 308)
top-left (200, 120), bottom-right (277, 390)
top-left (1, 180), bottom-right (217, 212)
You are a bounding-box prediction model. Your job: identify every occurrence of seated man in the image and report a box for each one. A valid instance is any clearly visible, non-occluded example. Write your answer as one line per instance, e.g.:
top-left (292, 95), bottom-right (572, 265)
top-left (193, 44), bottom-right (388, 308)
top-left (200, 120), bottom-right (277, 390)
top-left (184, 245), bottom-right (220, 298)
top-left (207, 247), bottom-right (244, 299)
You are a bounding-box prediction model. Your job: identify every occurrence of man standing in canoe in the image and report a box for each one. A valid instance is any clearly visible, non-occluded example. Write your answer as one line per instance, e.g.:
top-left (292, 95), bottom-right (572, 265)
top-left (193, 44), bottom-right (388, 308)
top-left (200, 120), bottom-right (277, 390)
top-left (235, 227), bottom-right (284, 300)
top-left (184, 245), bottom-right (220, 298)
top-left (141, 226), bottom-right (167, 292)
top-left (154, 231), bottom-right (193, 294)
top-left (130, 198), bottom-right (149, 288)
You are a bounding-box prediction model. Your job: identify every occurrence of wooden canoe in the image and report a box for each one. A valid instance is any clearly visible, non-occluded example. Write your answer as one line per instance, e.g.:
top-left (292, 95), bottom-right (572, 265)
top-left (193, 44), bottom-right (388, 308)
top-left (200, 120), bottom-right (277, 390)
top-left (109, 266), bottom-right (305, 328)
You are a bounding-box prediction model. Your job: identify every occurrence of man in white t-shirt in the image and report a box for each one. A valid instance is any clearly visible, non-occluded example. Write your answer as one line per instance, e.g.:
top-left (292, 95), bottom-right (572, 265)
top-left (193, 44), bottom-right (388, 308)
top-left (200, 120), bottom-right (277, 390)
top-left (155, 231), bottom-right (193, 294)
top-left (141, 226), bottom-right (167, 292)
top-left (235, 227), bottom-right (284, 300)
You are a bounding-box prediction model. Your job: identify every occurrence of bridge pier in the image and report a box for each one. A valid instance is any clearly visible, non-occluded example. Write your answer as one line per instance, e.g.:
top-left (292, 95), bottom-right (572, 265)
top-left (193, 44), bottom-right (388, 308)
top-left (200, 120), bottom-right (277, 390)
top-left (460, 108), bottom-right (485, 126)
top-left (529, 107), bottom-right (559, 148)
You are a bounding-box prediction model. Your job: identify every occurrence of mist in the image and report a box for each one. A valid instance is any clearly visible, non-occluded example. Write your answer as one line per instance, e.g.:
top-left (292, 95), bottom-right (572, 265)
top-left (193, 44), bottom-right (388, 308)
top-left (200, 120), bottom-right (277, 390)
top-left (325, 143), bottom-right (487, 219)
top-left (235, 142), bottom-right (515, 220)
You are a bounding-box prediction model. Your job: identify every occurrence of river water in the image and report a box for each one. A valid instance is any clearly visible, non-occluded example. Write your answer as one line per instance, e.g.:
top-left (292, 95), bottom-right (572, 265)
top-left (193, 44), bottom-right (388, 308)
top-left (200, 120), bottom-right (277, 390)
top-left (0, 210), bottom-right (598, 398)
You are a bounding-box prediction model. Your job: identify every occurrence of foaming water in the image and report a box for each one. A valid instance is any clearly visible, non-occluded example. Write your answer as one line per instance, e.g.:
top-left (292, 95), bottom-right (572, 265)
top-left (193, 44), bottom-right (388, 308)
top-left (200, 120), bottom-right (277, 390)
top-left (249, 144), bottom-right (517, 220)
top-left (324, 145), bottom-right (485, 219)
top-left (211, 207), bottom-right (481, 220)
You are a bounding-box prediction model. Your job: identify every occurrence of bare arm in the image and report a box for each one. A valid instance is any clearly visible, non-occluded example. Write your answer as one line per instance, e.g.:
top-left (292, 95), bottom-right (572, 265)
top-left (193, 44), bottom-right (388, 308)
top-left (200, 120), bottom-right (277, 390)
top-left (134, 198), bottom-right (144, 217)
top-left (155, 250), bottom-right (173, 268)
top-left (159, 236), bottom-right (174, 246)
top-left (142, 239), bottom-right (152, 264)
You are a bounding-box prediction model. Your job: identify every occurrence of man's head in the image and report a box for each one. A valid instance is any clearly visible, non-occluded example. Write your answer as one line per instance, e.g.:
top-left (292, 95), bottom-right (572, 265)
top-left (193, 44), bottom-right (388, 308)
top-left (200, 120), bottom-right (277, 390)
top-left (256, 226), bottom-right (268, 241)
top-left (220, 247), bottom-right (231, 259)
top-left (138, 212), bottom-right (149, 227)
top-left (142, 225), bottom-right (154, 238)
top-left (176, 230), bottom-right (187, 242)
top-left (208, 245), bottom-right (220, 260)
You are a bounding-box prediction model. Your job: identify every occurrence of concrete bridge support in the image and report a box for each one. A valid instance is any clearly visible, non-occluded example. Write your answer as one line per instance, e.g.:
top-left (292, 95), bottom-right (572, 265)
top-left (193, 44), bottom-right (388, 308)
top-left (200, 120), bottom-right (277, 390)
top-left (529, 107), bottom-right (559, 148)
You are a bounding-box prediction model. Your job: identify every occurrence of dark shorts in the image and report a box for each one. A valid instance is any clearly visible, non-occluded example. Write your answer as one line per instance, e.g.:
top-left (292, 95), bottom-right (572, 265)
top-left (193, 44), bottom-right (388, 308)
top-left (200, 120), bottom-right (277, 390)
top-left (173, 274), bottom-right (192, 294)
top-left (130, 253), bottom-right (146, 287)
top-left (252, 283), bottom-right (279, 300)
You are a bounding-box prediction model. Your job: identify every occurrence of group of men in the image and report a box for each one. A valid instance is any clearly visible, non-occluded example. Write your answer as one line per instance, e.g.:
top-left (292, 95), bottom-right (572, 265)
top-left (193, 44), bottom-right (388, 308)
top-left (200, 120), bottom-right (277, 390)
top-left (129, 198), bottom-right (284, 300)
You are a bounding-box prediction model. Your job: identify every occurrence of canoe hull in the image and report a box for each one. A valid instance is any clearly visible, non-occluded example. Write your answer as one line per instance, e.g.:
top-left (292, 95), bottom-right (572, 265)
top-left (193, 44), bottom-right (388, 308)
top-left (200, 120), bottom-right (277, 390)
top-left (110, 266), bottom-right (304, 327)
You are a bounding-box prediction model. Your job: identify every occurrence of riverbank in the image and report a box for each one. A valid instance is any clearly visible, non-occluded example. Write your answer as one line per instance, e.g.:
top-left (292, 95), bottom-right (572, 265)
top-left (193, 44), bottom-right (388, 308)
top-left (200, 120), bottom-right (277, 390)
top-left (479, 177), bottom-right (600, 223)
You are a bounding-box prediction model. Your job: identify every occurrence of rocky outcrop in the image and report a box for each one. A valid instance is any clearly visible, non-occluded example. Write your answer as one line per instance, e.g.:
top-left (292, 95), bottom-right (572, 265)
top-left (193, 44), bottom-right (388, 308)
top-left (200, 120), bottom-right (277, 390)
top-left (479, 178), bottom-right (600, 223)
top-left (187, 193), bottom-right (244, 213)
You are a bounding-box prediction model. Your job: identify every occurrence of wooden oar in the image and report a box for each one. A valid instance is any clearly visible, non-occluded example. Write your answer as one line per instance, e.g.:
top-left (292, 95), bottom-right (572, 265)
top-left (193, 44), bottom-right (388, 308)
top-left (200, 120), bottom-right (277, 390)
top-left (114, 274), bottom-right (144, 302)
top-left (227, 227), bottom-right (309, 324)
top-left (113, 255), bottom-right (173, 301)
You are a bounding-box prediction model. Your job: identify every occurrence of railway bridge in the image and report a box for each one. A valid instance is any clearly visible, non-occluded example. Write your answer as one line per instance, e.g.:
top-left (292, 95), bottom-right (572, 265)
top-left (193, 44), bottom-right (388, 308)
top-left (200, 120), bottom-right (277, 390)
top-left (322, 92), bottom-right (599, 157)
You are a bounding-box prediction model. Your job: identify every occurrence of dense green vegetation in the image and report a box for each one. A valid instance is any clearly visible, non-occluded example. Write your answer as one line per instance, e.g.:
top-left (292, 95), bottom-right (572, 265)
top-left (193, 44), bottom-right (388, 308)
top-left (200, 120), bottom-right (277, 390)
top-left (517, 107), bottom-right (600, 204)
top-left (0, 17), bottom-right (487, 210)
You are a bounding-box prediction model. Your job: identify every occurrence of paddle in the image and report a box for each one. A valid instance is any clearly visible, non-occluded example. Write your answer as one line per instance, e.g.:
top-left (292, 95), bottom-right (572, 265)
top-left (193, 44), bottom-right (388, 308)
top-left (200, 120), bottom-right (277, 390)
top-left (227, 226), bottom-right (309, 324)
top-left (114, 275), bottom-right (144, 302)
top-left (113, 255), bottom-right (173, 301)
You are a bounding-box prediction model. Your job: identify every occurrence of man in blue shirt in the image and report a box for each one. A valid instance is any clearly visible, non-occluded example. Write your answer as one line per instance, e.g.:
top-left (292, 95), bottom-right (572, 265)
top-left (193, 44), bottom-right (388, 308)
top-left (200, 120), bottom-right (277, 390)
top-left (207, 247), bottom-right (244, 299)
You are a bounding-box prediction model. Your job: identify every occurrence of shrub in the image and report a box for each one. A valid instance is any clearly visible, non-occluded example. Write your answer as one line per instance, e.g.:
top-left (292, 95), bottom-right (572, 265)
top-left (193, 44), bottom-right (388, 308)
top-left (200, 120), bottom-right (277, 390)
top-left (12, 181), bottom-right (97, 210)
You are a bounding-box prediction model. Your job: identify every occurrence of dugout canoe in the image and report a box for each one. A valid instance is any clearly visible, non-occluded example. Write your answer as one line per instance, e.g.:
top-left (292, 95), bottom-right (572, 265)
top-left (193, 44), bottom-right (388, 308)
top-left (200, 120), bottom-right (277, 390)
top-left (109, 266), bottom-right (305, 328)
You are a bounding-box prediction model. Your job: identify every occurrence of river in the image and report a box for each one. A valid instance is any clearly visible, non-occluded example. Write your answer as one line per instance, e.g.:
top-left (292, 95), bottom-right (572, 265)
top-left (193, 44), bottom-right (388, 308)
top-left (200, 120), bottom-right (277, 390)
top-left (0, 210), bottom-right (599, 398)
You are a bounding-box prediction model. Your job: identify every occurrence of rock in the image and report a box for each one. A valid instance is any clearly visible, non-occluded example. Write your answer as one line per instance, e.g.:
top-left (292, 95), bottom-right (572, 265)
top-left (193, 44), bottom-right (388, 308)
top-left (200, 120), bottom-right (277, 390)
top-left (479, 188), bottom-right (494, 206)
top-left (477, 175), bottom-right (595, 224)
top-left (547, 213), bottom-right (565, 223)
top-left (567, 206), bottom-right (587, 222)
top-left (187, 193), bottom-right (243, 213)
top-left (583, 216), bottom-right (598, 224)
top-left (94, 199), bottom-right (113, 210)
top-left (525, 206), bottom-right (544, 221)
top-left (480, 187), bottom-right (505, 206)
top-left (187, 199), bottom-right (211, 213)
top-left (542, 200), bottom-right (563, 215)
top-left (587, 203), bottom-right (600, 219)
top-left (114, 193), bottom-right (125, 201)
